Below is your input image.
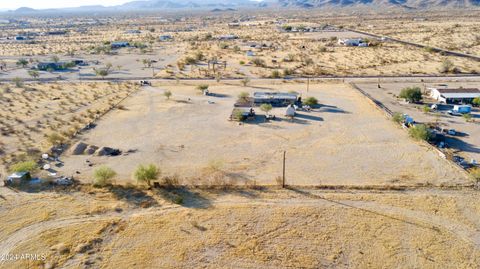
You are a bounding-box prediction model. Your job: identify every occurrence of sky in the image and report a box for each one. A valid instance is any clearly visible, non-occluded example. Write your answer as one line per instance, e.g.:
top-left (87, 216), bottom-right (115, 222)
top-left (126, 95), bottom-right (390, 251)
top-left (0, 0), bottom-right (132, 10)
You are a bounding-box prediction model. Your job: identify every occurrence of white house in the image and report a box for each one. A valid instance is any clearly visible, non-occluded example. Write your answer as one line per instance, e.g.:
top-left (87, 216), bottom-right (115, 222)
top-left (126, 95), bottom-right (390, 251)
top-left (428, 87), bottom-right (480, 104)
top-left (338, 38), bottom-right (367, 47)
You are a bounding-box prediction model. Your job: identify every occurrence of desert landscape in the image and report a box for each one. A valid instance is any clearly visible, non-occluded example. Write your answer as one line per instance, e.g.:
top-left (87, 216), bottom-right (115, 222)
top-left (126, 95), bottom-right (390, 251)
top-left (0, 1), bottom-right (480, 268)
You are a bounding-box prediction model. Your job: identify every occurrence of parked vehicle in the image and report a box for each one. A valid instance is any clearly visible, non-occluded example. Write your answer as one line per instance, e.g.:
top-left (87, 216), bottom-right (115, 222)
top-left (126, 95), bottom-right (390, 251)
top-left (448, 105), bottom-right (471, 115)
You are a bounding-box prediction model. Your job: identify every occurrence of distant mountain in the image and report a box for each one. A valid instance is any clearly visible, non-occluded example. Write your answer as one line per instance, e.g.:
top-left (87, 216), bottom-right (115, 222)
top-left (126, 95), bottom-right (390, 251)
top-left (275, 0), bottom-right (480, 8)
top-left (12, 7), bottom-right (38, 13)
top-left (118, 0), bottom-right (256, 9)
top-left (2, 0), bottom-right (480, 13)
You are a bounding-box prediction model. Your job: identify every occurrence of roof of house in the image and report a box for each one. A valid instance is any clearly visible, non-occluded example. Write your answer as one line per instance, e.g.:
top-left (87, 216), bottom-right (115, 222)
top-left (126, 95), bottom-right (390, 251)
top-left (430, 88), bottom-right (480, 99)
top-left (254, 92), bottom-right (298, 100)
top-left (432, 88), bottom-right (480, 94)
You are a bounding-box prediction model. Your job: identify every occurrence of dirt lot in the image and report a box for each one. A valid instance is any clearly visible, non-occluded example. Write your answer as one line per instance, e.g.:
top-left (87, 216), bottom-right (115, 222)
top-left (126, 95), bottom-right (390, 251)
top-left (1, 186), bottom-right (480, 269)
top-left (353, 81), bottom-right (480, 163)
top-left (57, 81), bottom-right (469, 186)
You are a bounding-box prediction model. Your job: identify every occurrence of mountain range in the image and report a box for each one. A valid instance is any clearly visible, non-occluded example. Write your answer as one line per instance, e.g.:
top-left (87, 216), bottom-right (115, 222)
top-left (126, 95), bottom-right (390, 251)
top-left (4, 0), bottom-right (480, 13)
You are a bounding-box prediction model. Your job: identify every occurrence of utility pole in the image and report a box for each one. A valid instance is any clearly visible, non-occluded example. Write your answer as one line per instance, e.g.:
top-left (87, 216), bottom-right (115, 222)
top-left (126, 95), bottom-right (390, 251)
top-left (282, 151), bottom-right (286, 188)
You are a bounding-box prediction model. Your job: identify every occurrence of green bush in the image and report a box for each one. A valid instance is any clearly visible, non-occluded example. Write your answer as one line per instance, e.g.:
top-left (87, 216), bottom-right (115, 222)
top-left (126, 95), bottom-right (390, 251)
top-left (422, 105), bottom-right (431, 113)
top-left (392, 112), bottom-right (404, 124)
top-left (260, 103), bottom-right (273, 115)
top-left (304, 97), bottom-right (318, 106)
top-left (473, 97), bottom-right (480, 106)
top-left (408, 124), bottom-right (431, 141)
top-left (399, 87), bottom-right (422, 103)
top-left (463, 113), bottom-right (473, 122)
top-left (93, 166), bottom-right (116, 187)
top-left (10, 161), bottom-right (37, 173)
top-left (271, 70), bottom-right (281, 78)
top-left (196, 84), bottom-right (209, 91)
top-left (238, 91), bottom-right (249, 101)
top-left (134, 164), bottom-right (160, 186)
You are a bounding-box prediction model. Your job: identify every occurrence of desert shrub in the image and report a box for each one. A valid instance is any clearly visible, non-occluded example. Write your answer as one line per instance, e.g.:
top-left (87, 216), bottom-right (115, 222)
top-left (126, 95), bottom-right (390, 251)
top-left (238, 91), bottom-right (249, 102)
top-left (184, 56), bottom-right (196, 65)
top-left (439, 59), bottom-right (456, 73)
top-left (93, 166), bottom-right (116, 187)
top-left (422, 105), bottom-right (431, 113)
top-left (252, 58), bottom-right (266, 67)
top-left (283, 68), bottom-right (294, 76)
top-left (399, 87), bottom-right (422, 103)
top-left (46, 132), bottom-right (65, 146)
top-left (164, 90), bottom-right (172, 99)
top-left (13, 77), bottom-right (23, 88)
top-left (424, 46), bottom-right (436, 53)
top-left (408, 124), bottom-right (431, 141)
top-left (196, 84), bottom-right (209, 92)
top-left (271, 70), bottom-right (281, 78)
top-left (241, 77), bottom-right (250, 86)
top-left (260, 103), bottom-right (273, 115)
top-left (471, 168), bottom-right (480, 181)
top-left (392, 112), bottom-right (403, 124)
top-left (463, 113), bottom-right (473, 122)
top-left (134, 164), bottom-right (160, 186)
top-left (239, 60), bottom-right (245, 65)
top-left (304, 97), bottom-right (318, 106)
top-left (194, 51), bottom-right (204, 61)
top-left (10, 160), bottom-right (37, 173)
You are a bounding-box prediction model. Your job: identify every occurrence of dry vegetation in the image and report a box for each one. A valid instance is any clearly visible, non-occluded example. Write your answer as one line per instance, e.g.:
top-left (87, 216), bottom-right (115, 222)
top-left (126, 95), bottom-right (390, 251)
top-left (0, 82), bottom-right (138, 175)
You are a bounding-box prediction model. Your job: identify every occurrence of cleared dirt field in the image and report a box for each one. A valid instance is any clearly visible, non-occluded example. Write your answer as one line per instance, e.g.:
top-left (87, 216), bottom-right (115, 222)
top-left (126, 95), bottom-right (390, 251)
top-left (58, 81), bottom-right (469, 186)
top-left (1, 186), bottom-right (480, 269)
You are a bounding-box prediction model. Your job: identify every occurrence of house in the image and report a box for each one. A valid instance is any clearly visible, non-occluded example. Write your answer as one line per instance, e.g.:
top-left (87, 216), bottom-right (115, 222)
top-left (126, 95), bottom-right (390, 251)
top-left (218, 34), bottom-right (238, 40)
top-left (4, 171), bottom-right (31, 186)
top-left (159, 35), bottom-right (173, 41)
top-left (253, 92), bottom-right (298, 107)
top-left (125, 30), bottom-right (141, 34)
top-left (36, 62), bottom-right (68, 71)
top-left (111, 41), bottom-right (130, 49)
top-left (338, 38), bottom-right (368, 47)
top-left (428, 87), bottom-right (480, 104)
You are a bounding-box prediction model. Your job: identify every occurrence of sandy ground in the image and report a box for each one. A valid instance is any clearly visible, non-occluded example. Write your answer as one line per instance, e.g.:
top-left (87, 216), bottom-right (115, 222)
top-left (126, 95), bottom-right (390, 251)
top-left (57, 81), bottom-right (469, 186)
top-left (1, 186), bottom-right (480, 269)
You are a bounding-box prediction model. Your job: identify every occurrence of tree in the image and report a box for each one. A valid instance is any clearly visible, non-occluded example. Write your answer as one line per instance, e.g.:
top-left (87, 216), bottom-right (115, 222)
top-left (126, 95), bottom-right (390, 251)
top-left (134, 164), bottom-right (160, 187)
top-left (399, 87), bottom-right (422, 103)
top-left (422, 105), bottom-right (431, 113)
top-left (93, 166), bottom-right (116, 187)
top-left (304, 97), bottom-right (318, 106)
top-left (16, 59), bottom-right (28, 68)
top-left (463, 113), bottom-right (473, 122)
top-left (196, 84), bottom-right (209, 92)
top-left (238, 91), bottom-right (249, 102)
top-left (408, 124), bottom-right (431, 141)
top-left (260, 103), bottom-right (273, 116)
top-left (28, 70), bottom-right (40, 80)
top-left (241, 77), bottom-right (250, 87)
top-left (164, 90), bottom-right (172, 100)
top-left (10, 161), bottom-right (37, 173)
top-left (473, 97), bottom-right (480, 107)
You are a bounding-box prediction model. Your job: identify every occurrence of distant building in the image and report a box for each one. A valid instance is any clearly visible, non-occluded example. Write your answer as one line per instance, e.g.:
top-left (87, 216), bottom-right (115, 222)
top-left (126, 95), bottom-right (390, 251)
top-left (37, 62), bottom-right (68, 71)
top-left (111, 41), bottom-right (130, 49)
top-left (218, 34), bottom-right (238, 40)
top-left (125, 29), bottom-right (141, 34)
top-left (159, 35), bottom-right (173, 41)
top-left (47, 30), bottom-right (67, 35)
top-left (338, 38), bottom-right (368, 47)
top-left (253, 92), bottom-right (298, 106)
top-left (428, 87), bottom-right (480, 104)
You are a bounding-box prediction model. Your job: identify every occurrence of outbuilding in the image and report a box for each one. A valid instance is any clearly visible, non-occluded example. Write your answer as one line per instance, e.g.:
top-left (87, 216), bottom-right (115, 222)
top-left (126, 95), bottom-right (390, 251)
top-left (428, 87), bottom-right (480, 104)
